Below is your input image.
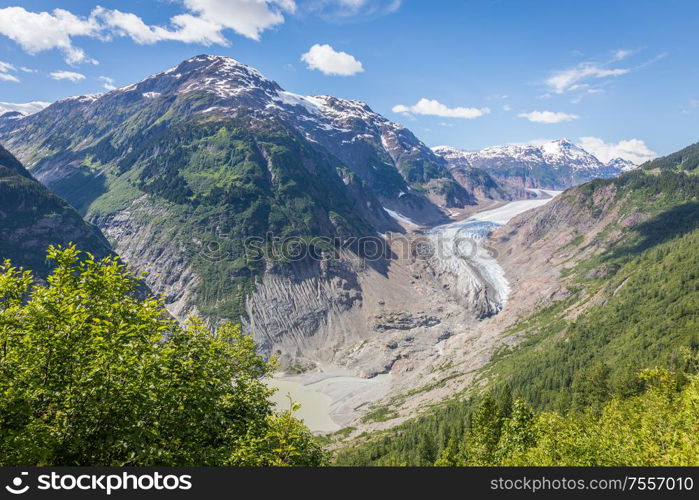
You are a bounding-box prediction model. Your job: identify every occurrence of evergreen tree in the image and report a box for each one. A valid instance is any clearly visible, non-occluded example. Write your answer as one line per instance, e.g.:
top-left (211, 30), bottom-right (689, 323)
top-left (497, 399), bottom-right (537, 463)
top-left (464, 394), bottom-right (502, 465)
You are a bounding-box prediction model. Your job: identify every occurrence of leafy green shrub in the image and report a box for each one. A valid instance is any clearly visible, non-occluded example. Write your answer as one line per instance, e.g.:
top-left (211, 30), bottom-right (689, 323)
top-left (0, 245), bottom-right (327, 466)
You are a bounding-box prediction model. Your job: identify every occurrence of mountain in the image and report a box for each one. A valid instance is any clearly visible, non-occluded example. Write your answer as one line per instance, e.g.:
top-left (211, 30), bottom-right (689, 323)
top-left (433, 145), bottom-right (530, 201)
top-left (336, 141), bottom-right (699, 464)
top-left (605, 157), bottom-right (637, 172)
top-left (1, 55), bottom-right (473, 223)
top-left (0, 144), bottom-right (111, 275)
top-left (0, 101), bottom-right (50, 117)
top-left (0, 101), bottom-right (50, 127)
top-left (433, 139), bottom-right (630, 190)
top-left (0, 55), bottom-right (489, 356)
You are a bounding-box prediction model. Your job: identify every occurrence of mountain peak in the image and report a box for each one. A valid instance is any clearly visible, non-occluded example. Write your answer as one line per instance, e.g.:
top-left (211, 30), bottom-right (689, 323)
top-left (101, 53), bottom-right (282, 101)
top-left (606, 157), bottom-right (638, 172)
top-left (552, 138), bottom-right (574, 146)
top-left (541, 138), bottom-right (585, 155)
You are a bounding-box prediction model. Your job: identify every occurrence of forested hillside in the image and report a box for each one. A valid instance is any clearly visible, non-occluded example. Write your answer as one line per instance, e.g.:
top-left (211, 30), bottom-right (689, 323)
top-left (0, 144), bottom-right (111, 275)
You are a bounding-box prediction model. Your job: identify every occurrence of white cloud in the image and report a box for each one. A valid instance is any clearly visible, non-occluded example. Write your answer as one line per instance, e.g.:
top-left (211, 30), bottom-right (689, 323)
top-left (518, 110), bottom-right (579, 124)
top-left (546, 62), bottom-right (629, 94)
top-left (99, 76), bottom-right (117, 90)
top-left (0, 2), bottom-right (295, 64)
top-left (93, 0), bottom-right (295, 46)
top-left (612, 48), bottom-right (634, 61)
top-left (502, 104), bottom-right (512, 112)
top-left (181, 0), bottom-right (295, 41)
top-left (92, 7), bottom-right (222, 46)
top-left (577, 136), bottom-right (657, 164)
top-left (0, 61), bottom-right (19, 82)
top-left (392, 98), bottom-right (490, 119)
top-left (306, 0), bottom-right (401, 20)
top-left (0, 7), bottom-right (100, 64)
top-left (301, 43), bottom-right (364, 75)
top-left (94, 1), bottom-right (295, 45)
top-left (570, 88), bottom-right (605, 104)
top-left (50, 70), bottom-right (86, 82)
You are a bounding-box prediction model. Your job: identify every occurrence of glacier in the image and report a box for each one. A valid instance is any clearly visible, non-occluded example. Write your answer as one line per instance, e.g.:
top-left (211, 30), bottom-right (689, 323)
top-left (427, 191), bottom-right (562, 315)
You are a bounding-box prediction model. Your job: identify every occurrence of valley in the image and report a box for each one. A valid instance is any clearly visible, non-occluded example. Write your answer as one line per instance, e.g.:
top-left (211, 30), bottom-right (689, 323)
top-left (267, 189), bottom-right (561, 431)
top-left (0, 54), bottom-right (696, 468)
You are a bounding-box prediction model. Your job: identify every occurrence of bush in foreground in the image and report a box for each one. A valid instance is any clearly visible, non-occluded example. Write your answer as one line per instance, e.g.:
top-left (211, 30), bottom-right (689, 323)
top-left (0, 245), bottom-right (327, 466)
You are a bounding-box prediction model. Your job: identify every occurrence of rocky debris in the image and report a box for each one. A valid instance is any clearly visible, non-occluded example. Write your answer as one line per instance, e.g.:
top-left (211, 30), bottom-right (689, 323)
top-left (586, 264), bottom-right (620, 279)
top-left (95, 198), bottom-right (200, 320)
top-left (371, 311), bottom-right (441, 331)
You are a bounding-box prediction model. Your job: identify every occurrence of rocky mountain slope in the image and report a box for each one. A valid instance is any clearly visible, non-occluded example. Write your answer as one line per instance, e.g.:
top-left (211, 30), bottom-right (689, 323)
top-left (0, 144), bottom-right (110, 275)
top-left (0, 55), bottom-right (502, 362)
top-left (434, 139), bottom-right (638, 190)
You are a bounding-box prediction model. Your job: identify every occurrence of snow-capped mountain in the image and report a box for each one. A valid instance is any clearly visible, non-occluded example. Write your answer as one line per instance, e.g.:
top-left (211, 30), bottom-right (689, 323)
top-left (0, 101), bottom-right (50, 118)
top-left (605, 157), bottom-right (638, 172)
top-left (433, 139), bottom-right (632, 189)
top-left (2, 55), bottom-right (474, 222)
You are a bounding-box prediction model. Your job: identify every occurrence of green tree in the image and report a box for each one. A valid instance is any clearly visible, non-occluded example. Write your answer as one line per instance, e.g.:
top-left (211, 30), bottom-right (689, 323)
top-left (416, 432), bottom-right (437, 465)
top-left (0, 245), bottom-right (327, 466)
top-left (434, 438), bottom-right (461, 467)
top-left (463, 394), bottom-right (502, 465)
top-left (497, 385), bottom-right (514, 419)
top-left (497, 399), bottom-right (537, 464)
top-left (572, 362), bottom-right (612, 412)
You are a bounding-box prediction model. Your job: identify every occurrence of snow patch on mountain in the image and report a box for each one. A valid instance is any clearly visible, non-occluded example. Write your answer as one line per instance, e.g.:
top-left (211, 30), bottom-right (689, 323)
top-left (383, 207), bottom-right (419, 226)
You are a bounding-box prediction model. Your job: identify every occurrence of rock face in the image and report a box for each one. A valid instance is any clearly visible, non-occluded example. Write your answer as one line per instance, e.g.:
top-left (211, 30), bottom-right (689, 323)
top-left (0, 144), bottom-right (111, 274)
top-left (434, 139), bottom-right (635, 190)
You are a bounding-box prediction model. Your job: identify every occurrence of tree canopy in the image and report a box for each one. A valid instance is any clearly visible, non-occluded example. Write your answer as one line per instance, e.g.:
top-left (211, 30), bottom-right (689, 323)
top-left (0, 245), bottom-right (327, 466)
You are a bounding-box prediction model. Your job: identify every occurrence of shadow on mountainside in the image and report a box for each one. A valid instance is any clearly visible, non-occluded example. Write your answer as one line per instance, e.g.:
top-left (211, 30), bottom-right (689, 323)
top-left (608, 201), bottom-right (699, 260)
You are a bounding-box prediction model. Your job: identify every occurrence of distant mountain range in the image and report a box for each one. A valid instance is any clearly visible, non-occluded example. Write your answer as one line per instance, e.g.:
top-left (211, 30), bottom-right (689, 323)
top-left (433, 139), bottom-right (638, 190)
top-left (336, 141), bottom-right (699, 464)
top-left (0, 101), bottom-right (50, 121)
top-left (1, 55), bottom-right (483, 224)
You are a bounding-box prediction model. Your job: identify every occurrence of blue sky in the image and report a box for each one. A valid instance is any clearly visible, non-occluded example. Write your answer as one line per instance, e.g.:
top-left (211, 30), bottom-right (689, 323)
top-left (0, 0), bottom-right (697, 162)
